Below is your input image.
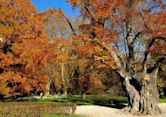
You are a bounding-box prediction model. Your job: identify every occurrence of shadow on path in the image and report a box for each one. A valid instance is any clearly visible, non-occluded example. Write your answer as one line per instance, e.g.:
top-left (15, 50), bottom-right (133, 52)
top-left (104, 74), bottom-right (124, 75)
top-left (93, 99), bottom-right (126, 109)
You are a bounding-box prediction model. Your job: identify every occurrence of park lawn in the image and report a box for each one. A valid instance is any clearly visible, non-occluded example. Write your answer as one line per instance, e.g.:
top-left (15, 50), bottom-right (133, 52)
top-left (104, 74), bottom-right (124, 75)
top-left (160, 98), bottom-right (166, 103)
top-left (42, 96), bottom-right (165, 104)
top-left (0, 95), bottom-right (165, 117)
top-left (1, 95), bottom-right (166, 105)
top-left (9, 95), bottom-right (128, 106)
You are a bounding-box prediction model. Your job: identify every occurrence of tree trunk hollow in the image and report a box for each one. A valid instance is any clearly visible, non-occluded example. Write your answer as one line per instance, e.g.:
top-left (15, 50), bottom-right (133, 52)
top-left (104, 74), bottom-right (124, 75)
top-left (122, 73), bottom-right (161, 115)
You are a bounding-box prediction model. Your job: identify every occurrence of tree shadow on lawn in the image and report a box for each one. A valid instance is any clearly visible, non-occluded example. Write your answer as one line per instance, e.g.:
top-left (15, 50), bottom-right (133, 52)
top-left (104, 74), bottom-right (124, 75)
top-left (53, 97), bottom-right (127, 109)
top-left (92, 98), bottom-right (126, 109)
top-left (1, 96), bottom-right (127, 109)
top-left (52, 97), bottom-right (93, 105)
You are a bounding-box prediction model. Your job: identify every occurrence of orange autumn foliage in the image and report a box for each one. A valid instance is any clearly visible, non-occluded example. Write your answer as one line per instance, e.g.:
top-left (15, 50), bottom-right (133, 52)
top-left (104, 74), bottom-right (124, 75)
top-left (1, 0), bottom-right (165, 98)
top-left (0, 0), bottom-right (52, 97)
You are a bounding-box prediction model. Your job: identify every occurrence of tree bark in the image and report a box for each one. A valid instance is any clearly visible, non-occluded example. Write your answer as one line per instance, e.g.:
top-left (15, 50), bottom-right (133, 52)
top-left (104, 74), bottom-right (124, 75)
top-left (92, 35), bottom-right (162, 115)
top-left (122, 71), bottom-right (161, 115)
top-left (61, 63), bottom-right (68, 96)
top-left (45, 79), bottom-right (52, 97)
top-left (81, 93), bottom-right (86, 100)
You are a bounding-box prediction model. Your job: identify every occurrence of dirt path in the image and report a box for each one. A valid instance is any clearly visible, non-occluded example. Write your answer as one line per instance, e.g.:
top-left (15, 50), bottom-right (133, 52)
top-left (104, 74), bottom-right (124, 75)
top-left (75, 103), bottom-right (166, 117)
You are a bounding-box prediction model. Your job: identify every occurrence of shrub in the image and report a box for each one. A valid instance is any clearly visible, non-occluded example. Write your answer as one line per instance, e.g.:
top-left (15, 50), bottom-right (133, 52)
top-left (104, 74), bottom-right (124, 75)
top-left (0, 102), bottom-right (76, 117)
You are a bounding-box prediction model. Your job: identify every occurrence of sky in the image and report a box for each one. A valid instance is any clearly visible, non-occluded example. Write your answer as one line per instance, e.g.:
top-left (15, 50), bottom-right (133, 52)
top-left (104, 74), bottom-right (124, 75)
top-left (30, 0), bottom-right (80, 18)
top-left (31, 0), bottom-right (166, 18)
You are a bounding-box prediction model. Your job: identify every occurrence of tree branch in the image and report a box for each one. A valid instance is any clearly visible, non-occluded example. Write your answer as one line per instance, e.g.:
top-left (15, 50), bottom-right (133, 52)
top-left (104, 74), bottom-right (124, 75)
top-left (62, 14), bottom-right (77, 36)
top-left (91, 39), bottom-right (131, 79)
top-left (142, 37), bottom-right (166, 71)
top-left (147, 57), bottom-right (165, 73)
top-left (139, 10), bottom-right (149, 30)
top-left (82, 3), bottom-right (96, 22)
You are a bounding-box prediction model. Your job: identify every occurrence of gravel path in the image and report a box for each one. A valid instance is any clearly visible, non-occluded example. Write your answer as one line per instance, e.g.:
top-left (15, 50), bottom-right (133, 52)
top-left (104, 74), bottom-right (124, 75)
top-left (75, 103), bottom-right (166, 117)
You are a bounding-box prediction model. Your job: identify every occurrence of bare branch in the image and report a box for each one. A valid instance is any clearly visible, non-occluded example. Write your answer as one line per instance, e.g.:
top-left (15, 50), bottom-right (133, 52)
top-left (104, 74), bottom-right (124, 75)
top-left (147, 57), bottom-right (165, 73)
top-left (139, 10), bottom-right (149, 30)
top-left (82, 3), bottom-right (96, 22)
top-left (62, 14), bottom-right (77, 36)
top-left (142, 37), bottom-right (166, 71)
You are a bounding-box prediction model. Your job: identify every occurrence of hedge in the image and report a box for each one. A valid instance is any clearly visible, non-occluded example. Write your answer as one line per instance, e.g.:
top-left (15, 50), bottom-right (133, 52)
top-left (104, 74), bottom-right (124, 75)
top-left (0, 102), bottom-right (77, 117)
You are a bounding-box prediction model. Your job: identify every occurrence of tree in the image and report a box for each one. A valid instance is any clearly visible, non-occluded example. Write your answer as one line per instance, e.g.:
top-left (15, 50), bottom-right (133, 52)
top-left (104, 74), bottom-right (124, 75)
top-left (41, 9), bottom-right (78, 96)
top-left (43, 9), bottom-right (78, 39)
top-left (0, 0), bottom-right (49, 97)
top-left (69, 0), bottom-right (166, 115)
top-left (0, 0), bottom-right (36, 97)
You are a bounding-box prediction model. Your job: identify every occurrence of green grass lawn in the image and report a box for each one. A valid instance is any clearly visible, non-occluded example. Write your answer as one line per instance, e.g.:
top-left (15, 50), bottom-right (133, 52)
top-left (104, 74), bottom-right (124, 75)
top-left (160, 97), bottom-right (166, 103)
top-left (1, 95), bottom-right (166, 105)
top-left (8, 95), bottom-right (128, 106)
top-left (0, 95), bottom-right (165, 117)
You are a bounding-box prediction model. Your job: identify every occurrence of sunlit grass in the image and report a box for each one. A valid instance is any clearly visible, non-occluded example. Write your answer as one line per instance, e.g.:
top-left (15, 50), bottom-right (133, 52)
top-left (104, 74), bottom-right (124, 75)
top-left (1, 95), bottom-right (165, 104)
top-left (160, 97), bottom-right (166, 103)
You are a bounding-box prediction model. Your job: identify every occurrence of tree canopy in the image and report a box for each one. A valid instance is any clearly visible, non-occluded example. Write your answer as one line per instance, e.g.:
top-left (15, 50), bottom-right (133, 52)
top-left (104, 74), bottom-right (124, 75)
top-left (0, 0), bottom-right (166, 115)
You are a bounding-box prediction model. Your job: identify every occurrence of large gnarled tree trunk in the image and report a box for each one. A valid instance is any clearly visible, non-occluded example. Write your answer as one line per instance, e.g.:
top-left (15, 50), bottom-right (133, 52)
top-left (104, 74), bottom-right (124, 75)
top-left (96, 41), bottom-right (162, 115)
top-left (121, 71), bottom-right (161, 115)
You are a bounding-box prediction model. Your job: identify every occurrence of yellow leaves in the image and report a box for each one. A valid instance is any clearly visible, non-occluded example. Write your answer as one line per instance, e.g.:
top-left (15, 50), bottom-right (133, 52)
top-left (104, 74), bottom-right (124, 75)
top-left (0, 25), bottom-right (14, 37)
top-left (52, 38), bottom-right (67, 45)
top-left (78, 58), bottom-right (88, 73)
top-left (94, 55), bottom-right (116, 69)
top-left (69, 0), bottom-right (81, 7)
top-left (72, 34), bottom-right (90, 42)
top-left (54, 77), bottom-right (62, 90)
top-left (147, 20), bottom-right (154, 29)
top-left (12, 42), bottom-right (23, 54)
top-left (93, 45), bottom-right (103, 52)
top-left (56, 9), bottom-right (65, 18)
top-left (57, 53), bottom-right (69, 63)
top-left (96, 64), bottom-right (109, 69)
top-left (44, 9), bottom-right (64, 19)
top-left (94, 55), bottom-right (109, 61)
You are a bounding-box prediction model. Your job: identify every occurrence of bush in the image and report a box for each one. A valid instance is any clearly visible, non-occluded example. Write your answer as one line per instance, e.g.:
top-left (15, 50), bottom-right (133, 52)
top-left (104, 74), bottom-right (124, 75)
top-left (0, 102), bottom-right (77, 117)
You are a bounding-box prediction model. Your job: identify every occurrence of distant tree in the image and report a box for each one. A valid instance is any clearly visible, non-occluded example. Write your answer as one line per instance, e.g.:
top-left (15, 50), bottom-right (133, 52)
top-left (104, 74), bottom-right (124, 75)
top-left (43, 9), bottom-right (78, 39)
top-left (0, 0), bottom-right (49, 98)
top-left (0, 0), bottom-right (38, 98)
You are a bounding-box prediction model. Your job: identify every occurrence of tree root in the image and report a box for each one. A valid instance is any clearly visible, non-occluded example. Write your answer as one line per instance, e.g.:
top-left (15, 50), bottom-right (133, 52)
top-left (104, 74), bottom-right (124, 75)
top-left (122, 103), bottom-right (162, 116)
